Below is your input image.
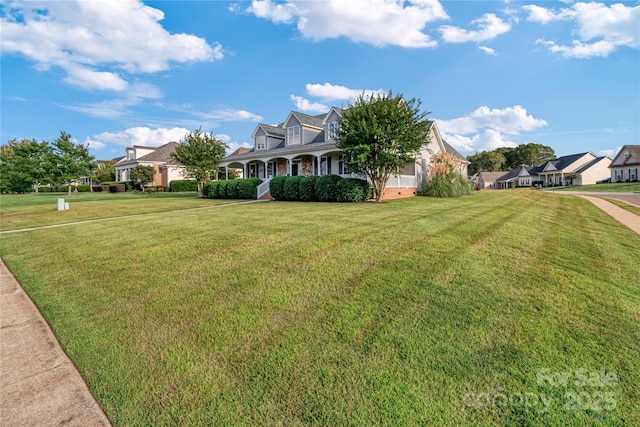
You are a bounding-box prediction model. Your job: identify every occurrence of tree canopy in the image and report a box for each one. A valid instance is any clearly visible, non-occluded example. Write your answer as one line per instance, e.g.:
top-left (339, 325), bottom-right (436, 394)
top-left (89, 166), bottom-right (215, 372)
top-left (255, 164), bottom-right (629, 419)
top-left (51, 131), bottom-right (95, 195)
top-left (130, 165), bottom-right (156, 191)
top-left (467, 143), bottom-right (555, 175)
top-left (171, 129), bottom-right (228, 197)
top-left (0, 138), bottom-right (52, 193)
top-left (336, 91), bottom-right (431, 202)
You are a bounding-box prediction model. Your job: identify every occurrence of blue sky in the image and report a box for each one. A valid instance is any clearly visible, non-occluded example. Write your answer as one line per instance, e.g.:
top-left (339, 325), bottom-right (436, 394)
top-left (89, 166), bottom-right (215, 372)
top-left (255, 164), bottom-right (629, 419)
top-left (1, 0), bottom-right (638, 161)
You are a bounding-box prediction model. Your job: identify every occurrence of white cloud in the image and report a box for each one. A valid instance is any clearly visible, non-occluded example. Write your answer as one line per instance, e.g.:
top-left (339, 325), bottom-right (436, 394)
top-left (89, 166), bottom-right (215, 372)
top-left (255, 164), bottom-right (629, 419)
top-left (598, 147), bottom-right (621, 158)
top-left (305, 83), bottom-right (384, 101)
top-left (290, 95), bottom-right (329, 113)
top-left (437, 105), bottom-right (548, 154)
top-left (242, 0), bottom-right (448, 48)
top-left (84, 138), bottom-right (106, 150)
top-left (88, 127), bottom-right (190, 148)
top-left (478, 46), bottom-right (496, 55)
top-left (0, 0), bottom-right (220, 91)
top-left (216, 134), bottom-right (253, 155)
top-left (64, 82), bottom-right (163, 119)
top-left (439, 13), bottom-right (511, 43)
top-left (524, 2), bottom-right (639, 58)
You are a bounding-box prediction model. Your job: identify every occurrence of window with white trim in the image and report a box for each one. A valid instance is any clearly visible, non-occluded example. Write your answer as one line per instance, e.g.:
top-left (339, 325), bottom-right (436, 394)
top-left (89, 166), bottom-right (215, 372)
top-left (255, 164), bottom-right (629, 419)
top-left (328, 122), bottom-right (340, 140)
top-left (630, 168), bottom-right (637, 181)
top-left (339, 155), bottom-right (349, 175)
top-left (615, 169), bottom-right (623, 181)
top-left (287, 126), bottom-right (300, 145)
top-left (256, 135), bottom-right (266, 150)
top-left (320, 156), bottom-right (331, 175)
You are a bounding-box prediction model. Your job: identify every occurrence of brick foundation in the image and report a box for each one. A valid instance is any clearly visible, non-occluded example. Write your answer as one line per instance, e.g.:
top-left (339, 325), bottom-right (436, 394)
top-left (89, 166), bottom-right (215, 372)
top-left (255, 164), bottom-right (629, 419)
top-left (381, 187), bottom-right (418, 200)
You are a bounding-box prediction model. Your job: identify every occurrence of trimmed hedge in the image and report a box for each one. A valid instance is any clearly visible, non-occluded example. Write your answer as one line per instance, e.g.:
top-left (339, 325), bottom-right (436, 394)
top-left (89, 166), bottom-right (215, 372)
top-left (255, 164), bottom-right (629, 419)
top-left (315, 174), bottom-right (341, 202)
top-left (39, 187), bottom-right (52, 193)
top-left (269, 175), bottom-right (369, 203)
top-left (204, 179), bottom-right (262, 199)
top-left (299, 175), bottom-right (318, 202)
top-left (76, 185), bottom-right (90, 192)
top-left (109, 184), bottom-right (126, 193)
top-left (283, 176), bottom-right (303, 201)
top-left (269, 176), bottom-right (286, 201)
top-left (170, 180), bottom-right (198, 192)
top-left (336, 178), bottom-right (370, 202)
top-left (102, 181), bottom-right (134, 191)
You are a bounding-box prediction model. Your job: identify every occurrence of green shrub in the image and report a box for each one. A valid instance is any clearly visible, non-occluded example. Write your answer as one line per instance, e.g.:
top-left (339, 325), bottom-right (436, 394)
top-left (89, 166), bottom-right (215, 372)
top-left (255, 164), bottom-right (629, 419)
top-left (76, 185), bottom-right (90, 192)
top-left (336, 178), bottom-right (369, 202)
top-left (224, 180), bottom-right (240, 199)
top-left (315, 174), bottom-right (341, 202)
top-left (145, 186), bottom-right (157, 193)
top-left (283, 176), bottom-right (303, 201)
top-left (203, 182), bottom-right (213, 198)
top-left (39, 187), bottom-right (52, 193)
top-left (103, 181), bottom-right (133, 191)
top-left (419, 172), bottom-right (472, 198)
top-left (170, 180), bottom-right (198, 192)
top-left (109, 184), bottom-right (126, 193)
top-left (237, 178), bottom-right (262, 199)
top-left (269, 176), bottom-right (286, 201)
top-left (299, 176), bottom-right (318, 202)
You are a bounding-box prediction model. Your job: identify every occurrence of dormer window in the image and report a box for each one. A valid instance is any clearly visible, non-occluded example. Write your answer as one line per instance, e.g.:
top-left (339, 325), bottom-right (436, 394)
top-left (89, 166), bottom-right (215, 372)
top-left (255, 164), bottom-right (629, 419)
top-left (328, 122), bottom-right (340, 140)
top-left (256, 135), bottom-right (266, 150)
top-left (623, 151), bottom-right (630, 160)
top-left (288, 126), bottom-right (300, 145)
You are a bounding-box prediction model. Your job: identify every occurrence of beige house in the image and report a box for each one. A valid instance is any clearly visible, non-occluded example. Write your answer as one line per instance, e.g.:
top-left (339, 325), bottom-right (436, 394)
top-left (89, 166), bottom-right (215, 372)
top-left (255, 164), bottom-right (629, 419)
top-left (537, 152), bottom-right (611, 186)
top-left (115, 142), bottom-right (184, 187)
top-left (609, 145), bottom-right (640, 182)
top-left (219, 108), bottom-right (468, 200)
top-left (477, 152), bottom-right (611, 189)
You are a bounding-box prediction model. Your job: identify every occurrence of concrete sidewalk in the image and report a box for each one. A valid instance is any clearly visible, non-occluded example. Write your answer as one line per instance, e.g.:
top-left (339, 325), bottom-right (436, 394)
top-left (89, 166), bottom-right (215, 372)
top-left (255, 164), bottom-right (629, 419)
top-left (0, 259), bottom-right (111, 427)
top-left (578, 195), bottom-right (640, 235)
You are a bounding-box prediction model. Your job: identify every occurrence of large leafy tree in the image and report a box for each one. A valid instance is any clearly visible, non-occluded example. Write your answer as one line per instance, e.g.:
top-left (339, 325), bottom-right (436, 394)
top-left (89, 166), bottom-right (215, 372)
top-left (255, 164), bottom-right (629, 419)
top-left (336, 91), bottom-right (431, 202)
top-left (94, 160), bottom-right (116, 183)
top-left (513, 143), bottom-right (555, 168)
top-left (171, 129), bottom-right (228, 197)
top-left (51, 131), bottom-right (95, 195)
top-left (467, 150), bottom-right (507, 175)
top-left (0, 138), bottom-right (53, 193)
top-left (130, 165), bottom-right (156, 192)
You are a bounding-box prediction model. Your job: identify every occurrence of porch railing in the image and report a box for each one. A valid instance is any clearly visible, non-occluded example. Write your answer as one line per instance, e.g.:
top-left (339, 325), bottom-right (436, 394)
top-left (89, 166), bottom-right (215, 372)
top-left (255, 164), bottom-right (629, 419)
top-left (257, 178), bottom-right (272, 200)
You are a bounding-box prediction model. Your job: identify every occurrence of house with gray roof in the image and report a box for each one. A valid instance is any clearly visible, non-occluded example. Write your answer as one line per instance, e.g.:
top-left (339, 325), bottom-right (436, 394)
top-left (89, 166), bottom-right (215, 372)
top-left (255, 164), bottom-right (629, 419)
top-left (537, 152), bottom-right (611, 186)
top-left (219, 107), bottom-right (468, 200)
top-left (477, 152), bottom-right (611, 189)
top-left (115, 141), bottom-right (184, 187)
top-left (609, 145), bottom-right (640, 182)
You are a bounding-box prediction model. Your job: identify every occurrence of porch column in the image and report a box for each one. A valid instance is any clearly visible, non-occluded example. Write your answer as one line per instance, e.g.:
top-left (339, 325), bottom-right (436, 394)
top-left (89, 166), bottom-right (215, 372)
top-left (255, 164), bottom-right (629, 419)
top-left (288, 159), bottom-right (292, 176)
top-left (225, 167), bottom-right (228, 180)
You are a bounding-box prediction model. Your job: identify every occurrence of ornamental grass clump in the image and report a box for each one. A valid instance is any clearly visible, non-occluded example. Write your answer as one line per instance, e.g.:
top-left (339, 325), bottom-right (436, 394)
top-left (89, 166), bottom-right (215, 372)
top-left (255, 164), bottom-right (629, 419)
top-left (420, 151), bottom-right (472, 198)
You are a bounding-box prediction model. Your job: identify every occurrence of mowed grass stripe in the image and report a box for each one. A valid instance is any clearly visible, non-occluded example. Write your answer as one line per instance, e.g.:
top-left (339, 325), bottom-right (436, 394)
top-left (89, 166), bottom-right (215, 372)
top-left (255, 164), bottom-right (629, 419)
top-left (0, 190), bottom-right (638, 426)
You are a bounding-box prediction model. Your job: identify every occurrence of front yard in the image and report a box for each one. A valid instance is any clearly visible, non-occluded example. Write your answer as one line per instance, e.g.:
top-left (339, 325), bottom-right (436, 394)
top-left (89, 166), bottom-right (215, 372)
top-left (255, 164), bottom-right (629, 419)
top-left (1, 191), bottom-right (638, 426)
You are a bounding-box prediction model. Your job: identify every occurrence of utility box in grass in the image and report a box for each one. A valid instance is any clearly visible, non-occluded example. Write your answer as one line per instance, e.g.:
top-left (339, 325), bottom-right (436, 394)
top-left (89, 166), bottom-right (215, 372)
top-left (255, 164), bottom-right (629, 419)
top-left (57, 198), bottom-right (68, 211)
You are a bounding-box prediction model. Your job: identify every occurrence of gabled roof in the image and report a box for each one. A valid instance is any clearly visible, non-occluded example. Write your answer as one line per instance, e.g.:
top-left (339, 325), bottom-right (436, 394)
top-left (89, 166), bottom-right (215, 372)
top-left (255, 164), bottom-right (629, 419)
top-left (442, 140), bottom-right (466, 161)
top-left (540, 152), bottom-right (591, 173)
top-left (610, 145), bottom-right (640, 167)
top-left (253, 123), bottom-right (285, 139)
top-left (137, 141), bottom-right (179, 164)
top-left (285, 111), bottom-right (324, 129)
top-left (496, 168), bottom-right (521, 182)
top-left (573, 156), bottom-right (611, 174)
top-left (321, 107), bottom-right (343, 125)
top-left (479, 171), bottom-right (509, 182)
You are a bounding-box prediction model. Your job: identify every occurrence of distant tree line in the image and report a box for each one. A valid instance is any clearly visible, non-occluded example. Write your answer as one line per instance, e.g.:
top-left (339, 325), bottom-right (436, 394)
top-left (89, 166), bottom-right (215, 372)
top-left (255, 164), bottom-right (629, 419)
top-left (466, 143), bottom-right (556, 176)
top-left (0, 131), bottom-right (95, 194)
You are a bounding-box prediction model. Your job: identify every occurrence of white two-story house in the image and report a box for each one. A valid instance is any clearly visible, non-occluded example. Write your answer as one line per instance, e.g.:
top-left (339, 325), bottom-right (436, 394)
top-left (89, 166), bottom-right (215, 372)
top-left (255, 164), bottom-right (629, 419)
top-left (219, 107), bottom-right (468, 200)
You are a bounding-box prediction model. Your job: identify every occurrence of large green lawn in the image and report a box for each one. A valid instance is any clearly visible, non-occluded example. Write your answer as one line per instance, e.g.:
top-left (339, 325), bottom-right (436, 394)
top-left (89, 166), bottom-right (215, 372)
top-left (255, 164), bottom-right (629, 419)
top-left (552, 182), bottom-right (640, 192)
top-left (1, 191), bottom-right (638, 426)
top-left (0, 192), bottom-right (237, 231)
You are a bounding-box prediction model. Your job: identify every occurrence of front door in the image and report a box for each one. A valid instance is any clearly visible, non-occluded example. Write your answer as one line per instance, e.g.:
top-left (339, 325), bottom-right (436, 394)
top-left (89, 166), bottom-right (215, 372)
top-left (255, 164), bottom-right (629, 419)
top-left (249, 164), bottom-right (257, 178)
top-left (291, 160), bottom-right (300, 176)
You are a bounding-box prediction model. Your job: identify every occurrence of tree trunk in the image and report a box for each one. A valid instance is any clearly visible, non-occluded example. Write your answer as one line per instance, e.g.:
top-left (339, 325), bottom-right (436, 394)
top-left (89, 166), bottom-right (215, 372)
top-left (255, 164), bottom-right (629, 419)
top-left (34, 180), bottom-right (39, 194)
top-left (67, 183), bottom-right (72, 196)
top-left (198, 181), bottom-right (204, 198)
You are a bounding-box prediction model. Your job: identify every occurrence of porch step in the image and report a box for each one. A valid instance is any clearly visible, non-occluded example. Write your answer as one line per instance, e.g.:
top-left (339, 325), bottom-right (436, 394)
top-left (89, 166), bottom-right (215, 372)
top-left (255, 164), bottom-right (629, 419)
top-left (259, 191), bottom-right (272, 200)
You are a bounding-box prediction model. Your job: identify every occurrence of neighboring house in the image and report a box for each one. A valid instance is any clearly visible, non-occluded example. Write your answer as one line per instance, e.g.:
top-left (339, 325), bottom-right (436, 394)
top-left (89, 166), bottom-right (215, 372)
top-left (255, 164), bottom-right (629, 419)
top-left (609, 145), bottom-right (640, 182)
top-left (477, 152), bottom-right (611, 189)
top-left (219, 107), bottom-right (468, 200)
top-left (115, 142), bottom-right (184, 187)
top-left (537, 152), bottom-right (611, 186)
